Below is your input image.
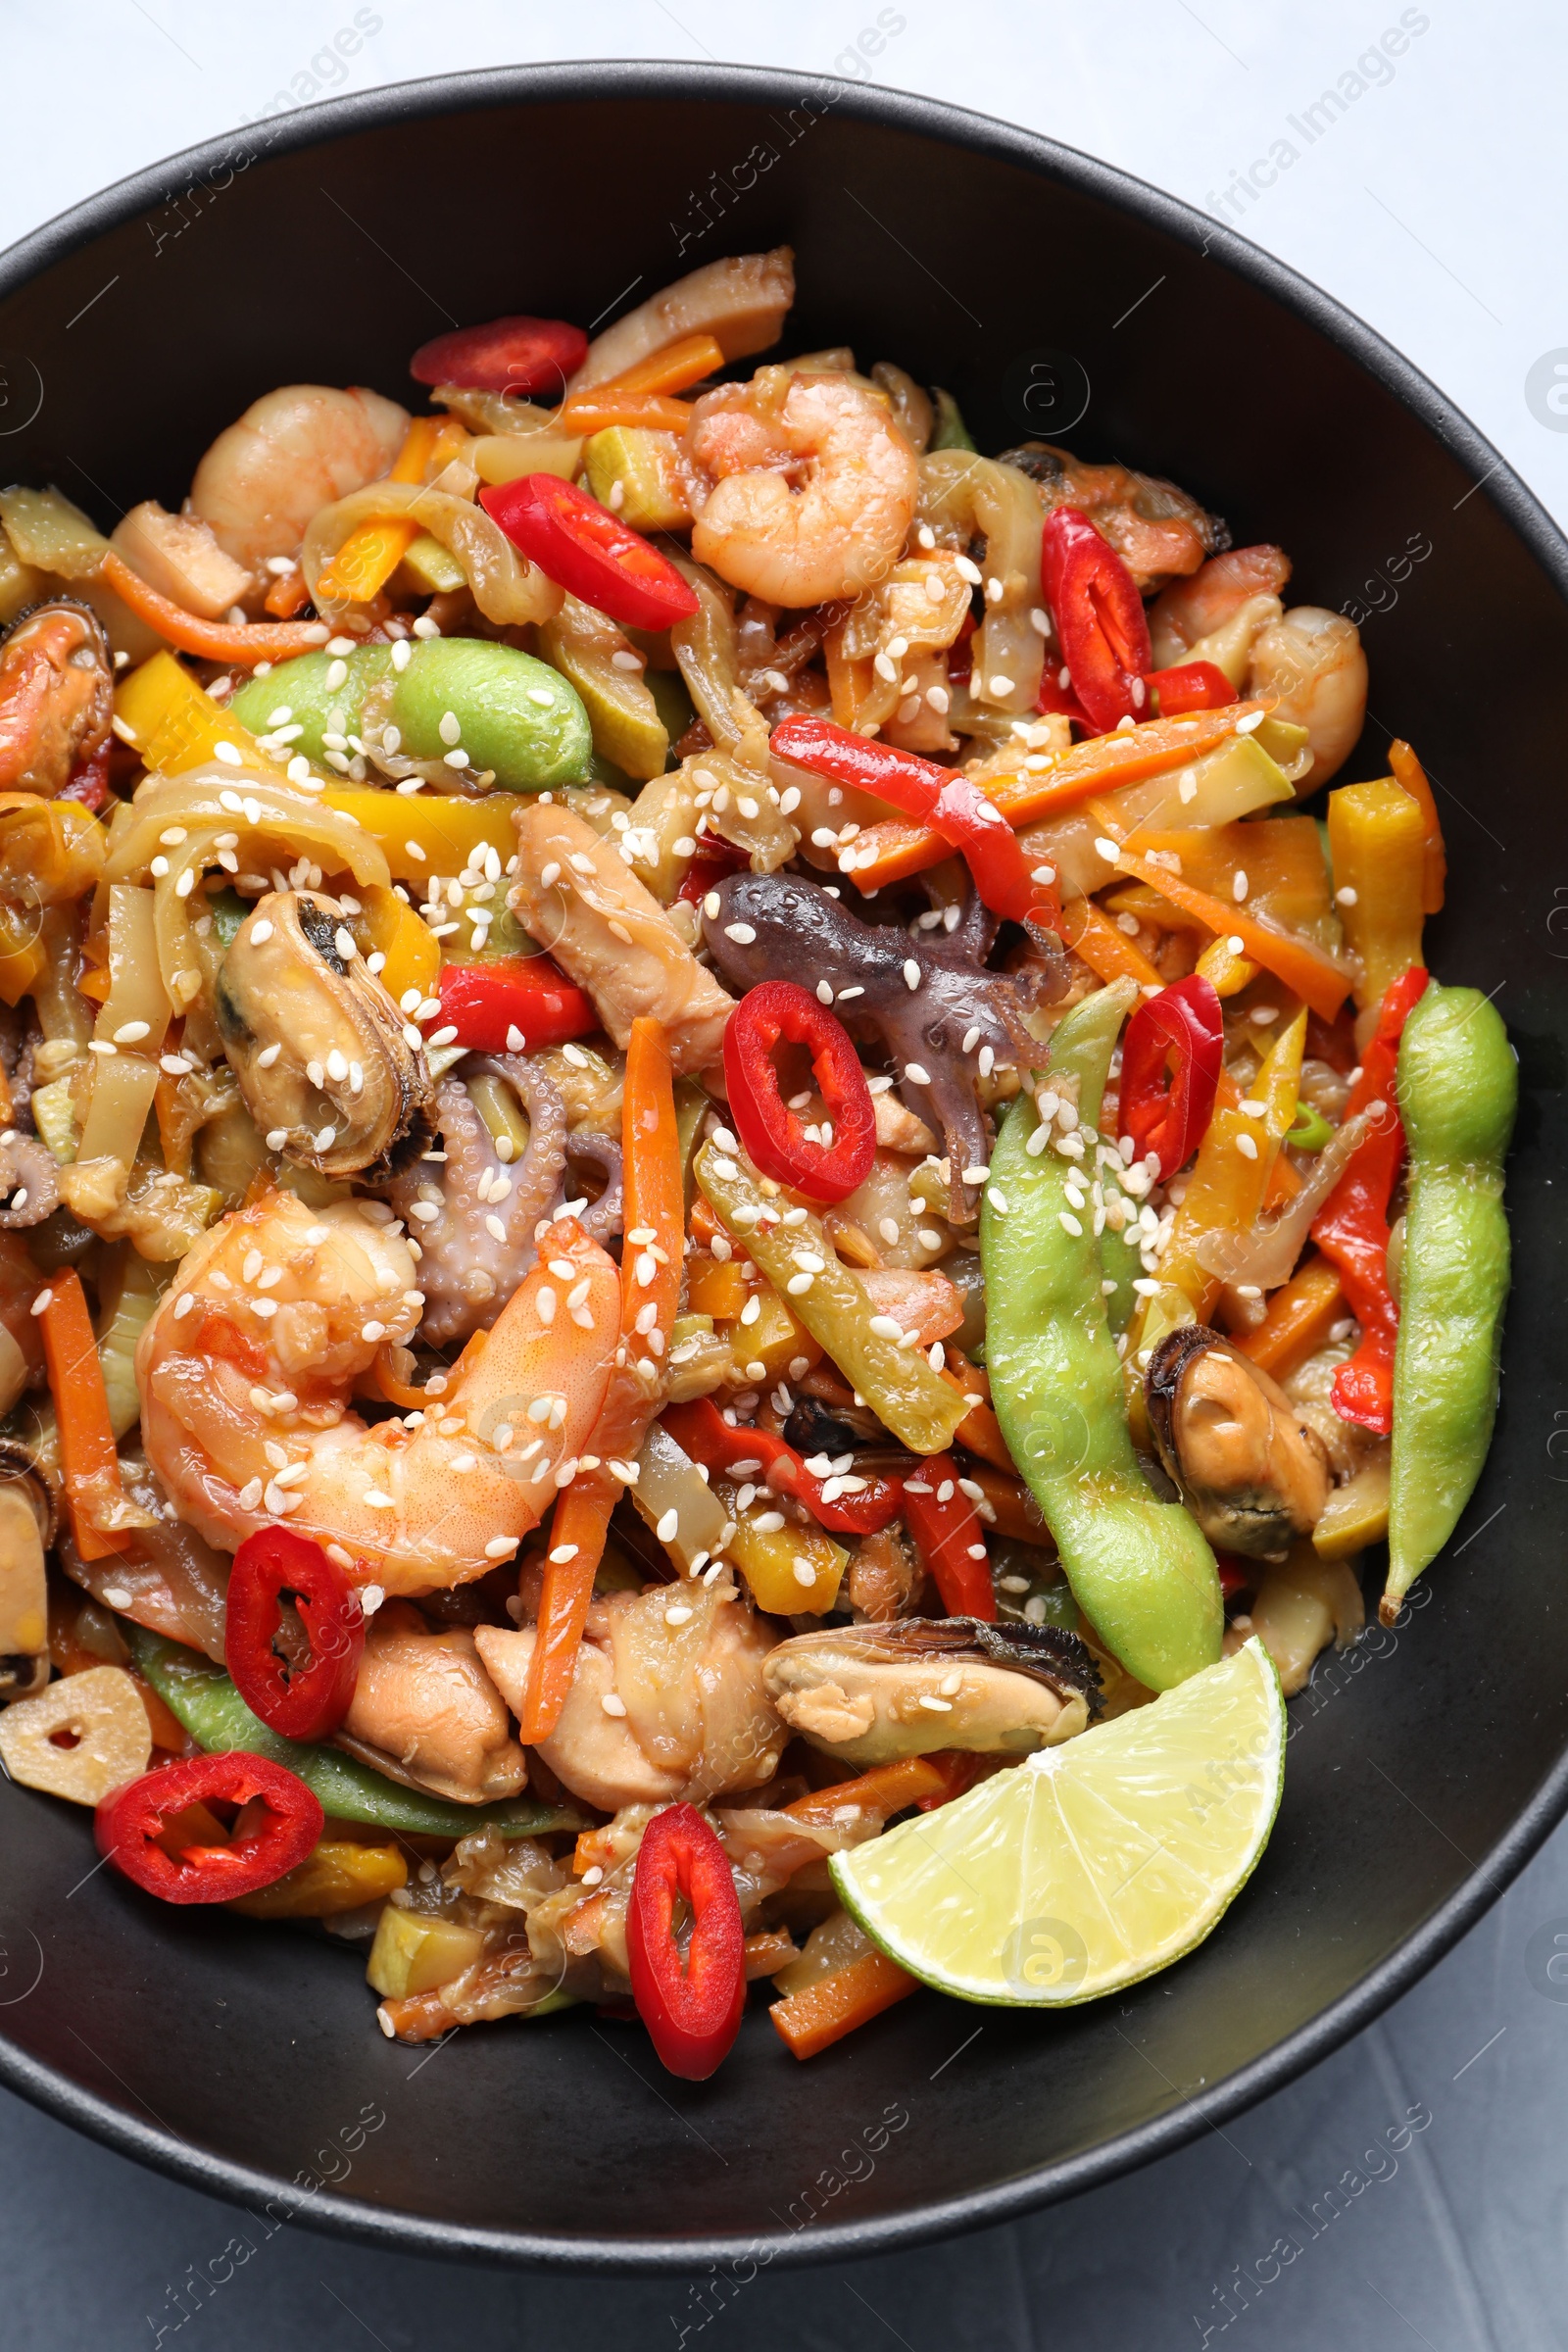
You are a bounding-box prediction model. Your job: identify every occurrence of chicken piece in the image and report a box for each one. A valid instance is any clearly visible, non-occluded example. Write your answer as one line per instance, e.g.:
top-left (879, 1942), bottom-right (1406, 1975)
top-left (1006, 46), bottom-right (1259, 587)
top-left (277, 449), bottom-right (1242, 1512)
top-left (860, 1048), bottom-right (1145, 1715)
top-left (109, 501), bottom-right (253, 620)
top-left (509, 802), bottom-right (735, 1074)
top-left (475, 1576), bottom-right (785, 1813)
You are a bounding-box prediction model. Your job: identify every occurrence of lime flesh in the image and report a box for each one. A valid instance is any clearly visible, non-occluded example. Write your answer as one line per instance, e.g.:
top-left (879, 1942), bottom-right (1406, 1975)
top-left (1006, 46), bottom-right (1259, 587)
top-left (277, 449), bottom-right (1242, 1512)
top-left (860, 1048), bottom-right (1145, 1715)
top-left (830, 1637), bottom-right (1285, 2007)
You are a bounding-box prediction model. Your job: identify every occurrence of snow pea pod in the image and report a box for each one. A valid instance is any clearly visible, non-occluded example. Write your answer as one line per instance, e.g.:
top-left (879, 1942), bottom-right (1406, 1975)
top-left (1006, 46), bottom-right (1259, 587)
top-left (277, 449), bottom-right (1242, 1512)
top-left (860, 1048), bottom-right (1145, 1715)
top-left (130, 1630), bottom-right (583, 1838)
top-left (983, 979), bottom-right (1223, 1690)
top-left (1381, 981), bottom-right (1515, 1625)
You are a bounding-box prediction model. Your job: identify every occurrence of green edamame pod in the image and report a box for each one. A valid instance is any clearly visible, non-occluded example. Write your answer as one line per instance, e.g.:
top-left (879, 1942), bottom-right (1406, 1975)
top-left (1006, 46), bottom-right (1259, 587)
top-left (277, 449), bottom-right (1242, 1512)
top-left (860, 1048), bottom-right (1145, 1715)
top-left (232, 637), bottom-right (591, 791)
top-left (983, 979), bottom-right (1223, 1690)
top-left (1382, 982), bottom-right (1516, 1625)
top-left (229, 646), bottom-right (393, 762)
top-left (130, 1629), bottom-right (584, 1839)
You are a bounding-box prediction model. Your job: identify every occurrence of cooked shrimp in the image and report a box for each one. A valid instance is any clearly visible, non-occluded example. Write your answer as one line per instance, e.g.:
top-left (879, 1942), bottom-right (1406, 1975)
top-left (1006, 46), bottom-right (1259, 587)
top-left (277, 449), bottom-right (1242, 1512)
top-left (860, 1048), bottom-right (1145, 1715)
top-left (1011, 442), bottom-right (1224, 590)
top-left (1247, 607), bottom-right (1368, 788)
top-left (136, 1187), bottom-right (619, 1594)
top-left (0, 600), bottom-right (113, 795)
top-left (689, 367), bottom-right (918, 605)
top-left (475, 1577), bottom-right (786, 1812)
top-left (1148, 544), bottom-right (1292, 671)
top-left (342, 1607), bottom-right (527, 1802)
top-left (189, 384), bottom-right (409, 570)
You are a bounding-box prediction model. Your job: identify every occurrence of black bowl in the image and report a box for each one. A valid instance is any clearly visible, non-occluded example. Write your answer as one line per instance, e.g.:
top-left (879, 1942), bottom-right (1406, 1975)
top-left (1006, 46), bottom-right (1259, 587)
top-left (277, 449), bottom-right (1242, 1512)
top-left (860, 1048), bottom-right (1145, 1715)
top-left (0, 61), bottom-right (1564, 2273)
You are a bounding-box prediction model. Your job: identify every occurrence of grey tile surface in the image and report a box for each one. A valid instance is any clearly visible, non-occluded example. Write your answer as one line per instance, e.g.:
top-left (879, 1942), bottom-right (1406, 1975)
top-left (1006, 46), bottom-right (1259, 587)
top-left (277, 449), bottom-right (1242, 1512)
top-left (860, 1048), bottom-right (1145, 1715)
top-left (6, 1805), bottom-right (1563, 2351)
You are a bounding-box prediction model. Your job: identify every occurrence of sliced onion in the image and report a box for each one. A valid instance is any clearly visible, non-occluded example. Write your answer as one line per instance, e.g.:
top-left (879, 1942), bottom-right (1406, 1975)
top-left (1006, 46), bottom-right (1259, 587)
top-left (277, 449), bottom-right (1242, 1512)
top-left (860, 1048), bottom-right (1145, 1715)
top-left (1195, 1107), bottom-right (1371, 1293)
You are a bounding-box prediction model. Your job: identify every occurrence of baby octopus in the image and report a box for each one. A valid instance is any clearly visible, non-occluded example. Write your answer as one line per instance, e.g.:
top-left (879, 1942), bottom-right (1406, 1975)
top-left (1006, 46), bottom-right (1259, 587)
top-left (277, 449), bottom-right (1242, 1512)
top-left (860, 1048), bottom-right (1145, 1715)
top-left (702, 870), bottom-right (1061, 1224)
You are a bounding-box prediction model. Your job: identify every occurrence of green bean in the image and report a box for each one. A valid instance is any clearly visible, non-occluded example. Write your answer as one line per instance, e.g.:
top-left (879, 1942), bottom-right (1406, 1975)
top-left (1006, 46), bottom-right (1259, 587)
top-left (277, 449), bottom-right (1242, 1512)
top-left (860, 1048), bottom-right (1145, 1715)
top-left (929, 387), bottom-right (976, 452)
top-left (130, 1630), bottom-right (584, 1838)
top-left (231, 637), bottom-right (592, 791)
top-left (1382, 982), bottom-right (1516, 1625)
top-left (983, 978), bottom-right (1223, 1690)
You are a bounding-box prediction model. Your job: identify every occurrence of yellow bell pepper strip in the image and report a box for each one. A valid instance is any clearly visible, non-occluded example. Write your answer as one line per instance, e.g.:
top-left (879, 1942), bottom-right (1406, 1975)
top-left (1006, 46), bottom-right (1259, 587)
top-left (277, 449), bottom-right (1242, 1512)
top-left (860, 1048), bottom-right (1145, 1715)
top-left (99, 549), bottom-right (330, 666)
top-left (724, 1496), bottom-right (846, 1615)
top-left (769, 1946), bottom-right (918, 2059)
top-left (1148, 1008), bottom-right (1307, 1327)
top-left (322, 786), bottom-right (515, 884)
top-left (1195, 932), bottom-right (1259, 997)
top-left (0, 905), bottom-right (44, 1004)
top-left (226, 1836), bottom-right (407, 1920)
top-left (1326, 779), bottom-right (1427, 1020)
top-left (1059, 897), bottom-right (1164, 989)
top-left (1112, 847), bottom-right (1350, 1022)
top-left (353, 881), bottom-right (441, 1005)
top-left (37, 1270), bottom-right (156, 1561)
top-left (314, 416), bottom-right (468, 605)
top-left (1388, 738), bottom-right (1446, 914)
top-left (696, 1139), bottom-right (970, 1457)
top-left (1238, 1252), bottom-right (1344, 1381)
top-left (1124, 817), bottom-right (1338, 950)
top-left (114, 649), bottom-right (275, 778)
top-left (520, 1016), bottom-right (684, 1741)
top-left (839, 701), bottom-right (1276, 892)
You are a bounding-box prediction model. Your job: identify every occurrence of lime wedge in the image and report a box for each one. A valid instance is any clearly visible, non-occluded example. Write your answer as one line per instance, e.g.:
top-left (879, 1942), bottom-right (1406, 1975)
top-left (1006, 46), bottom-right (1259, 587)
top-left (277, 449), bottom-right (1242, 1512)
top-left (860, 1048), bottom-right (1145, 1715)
top-left (830, 1637), bottom-right (1285, 2006)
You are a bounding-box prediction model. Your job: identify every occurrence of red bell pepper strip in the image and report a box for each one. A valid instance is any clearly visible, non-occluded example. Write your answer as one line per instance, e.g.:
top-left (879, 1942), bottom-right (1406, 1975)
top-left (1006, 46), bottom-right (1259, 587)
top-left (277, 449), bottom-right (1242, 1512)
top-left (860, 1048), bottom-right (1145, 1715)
top-left (95, 1752), bottom-right (323, 1905)
top-left (1144, 661), bottom-right (1237, 717)
top-left (1310, 965), bottom-right (1430, 1433)
top-left (435, 956), bottom-right (595, 1054)
top-left (769, 713), bottom-right (1063, 935)
top-left (1117, 974), bottom-right (1225, 1178)
top-left (676, 832), bottom-right (750, 906)
top-left (627, 1802), bottom-right (746, 2080)
top-left (902, 1452), bottom-right (996, 1619)
top-left (223, 1527), bottom-right (364, 1741)
top-left (409, 314), bottom-right (588, 396)
top-left (479, 474), bottom-right (700, 632)
top-left (721, 978), bottom-right (876, 1202)
top-left (661, 1396), bottom-right (905, 1535)
top-left (1041, 507), bottom-right (1152, 734)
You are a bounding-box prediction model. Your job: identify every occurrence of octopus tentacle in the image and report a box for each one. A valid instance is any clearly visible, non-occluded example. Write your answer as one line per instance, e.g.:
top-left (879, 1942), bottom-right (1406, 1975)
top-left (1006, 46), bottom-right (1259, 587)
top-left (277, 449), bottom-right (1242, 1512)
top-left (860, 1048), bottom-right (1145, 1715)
top-left (0, 1131), bottom-right (58, 1228)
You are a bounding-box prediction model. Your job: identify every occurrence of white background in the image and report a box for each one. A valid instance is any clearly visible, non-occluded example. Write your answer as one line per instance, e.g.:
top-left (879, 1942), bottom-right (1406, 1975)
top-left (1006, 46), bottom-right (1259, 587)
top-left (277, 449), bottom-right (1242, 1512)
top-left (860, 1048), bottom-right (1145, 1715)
top-left (1, 0), bottom-right (1563, 526)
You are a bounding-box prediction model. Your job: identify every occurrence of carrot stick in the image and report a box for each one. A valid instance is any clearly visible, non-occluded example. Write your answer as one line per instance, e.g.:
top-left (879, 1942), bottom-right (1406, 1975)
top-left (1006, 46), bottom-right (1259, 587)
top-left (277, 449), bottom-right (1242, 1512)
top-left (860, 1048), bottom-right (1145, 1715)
top-left (1059, 897), bottom-right (1164, 989)
top-left (1388, 738), bottom-right (1446, 915)
top-left (845, 702), bottom-right (1272, 891)
top-left (262, 567), bottom-right (313, 619)
top-left (1113, 846), bottom-right (1351, 1020)
top-left (519, 1016), bottom-right (683, 1740)
top-left (100, 550), bottom-right (329, 666)
top-left (37, 1270), bottom-right (139, 1560)
top-left (769, 1948), bottom-right (918, 2059)
top-left (594, 332), bottom-right (725, 400)
top-left (781, 1754), bottom-right (951, 1825)
top-left (1238, 1253), bottom-right (1343, 1380)
top-left (556, 391), bottom-right (697, 435)
top-left (315, 416), bottom-right (454, 604)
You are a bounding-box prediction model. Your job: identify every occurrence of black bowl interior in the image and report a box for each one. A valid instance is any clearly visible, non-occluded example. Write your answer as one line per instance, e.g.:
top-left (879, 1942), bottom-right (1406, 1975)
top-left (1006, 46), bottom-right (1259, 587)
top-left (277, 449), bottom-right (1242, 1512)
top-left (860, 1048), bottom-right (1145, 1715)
top-left (0, 63), bottom-right (1564, 2271)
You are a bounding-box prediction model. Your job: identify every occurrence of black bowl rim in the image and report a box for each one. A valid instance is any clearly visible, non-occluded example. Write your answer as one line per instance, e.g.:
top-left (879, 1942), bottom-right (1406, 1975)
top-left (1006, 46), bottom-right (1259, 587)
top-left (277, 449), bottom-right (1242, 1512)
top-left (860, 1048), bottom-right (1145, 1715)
top-left (0, 55), bottom-right (1564, 2276)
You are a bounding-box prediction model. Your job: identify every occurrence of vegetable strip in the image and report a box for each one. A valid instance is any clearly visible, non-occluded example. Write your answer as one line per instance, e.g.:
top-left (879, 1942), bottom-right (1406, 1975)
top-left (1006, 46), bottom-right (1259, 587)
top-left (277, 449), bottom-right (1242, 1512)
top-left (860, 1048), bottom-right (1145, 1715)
top-left (38, 1271), bottom-right (144, 1561)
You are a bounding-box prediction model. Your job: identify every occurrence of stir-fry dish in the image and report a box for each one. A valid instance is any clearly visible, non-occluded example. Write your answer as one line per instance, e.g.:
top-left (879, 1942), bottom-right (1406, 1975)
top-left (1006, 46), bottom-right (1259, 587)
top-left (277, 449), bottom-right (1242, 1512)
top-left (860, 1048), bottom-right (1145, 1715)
top-left (0, 248), bottom-right (1515, 2067)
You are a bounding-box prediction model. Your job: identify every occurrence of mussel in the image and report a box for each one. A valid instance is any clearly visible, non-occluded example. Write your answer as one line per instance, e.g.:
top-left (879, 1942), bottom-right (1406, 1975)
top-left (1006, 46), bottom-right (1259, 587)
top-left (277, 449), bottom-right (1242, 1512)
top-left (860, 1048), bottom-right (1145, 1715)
top-left (762, 1615), bottom-right (1100, 1766)
top-left (1146, 1324), bottom-right (1331, 1557)
top-left (0, 598), bottom-right (113, 795)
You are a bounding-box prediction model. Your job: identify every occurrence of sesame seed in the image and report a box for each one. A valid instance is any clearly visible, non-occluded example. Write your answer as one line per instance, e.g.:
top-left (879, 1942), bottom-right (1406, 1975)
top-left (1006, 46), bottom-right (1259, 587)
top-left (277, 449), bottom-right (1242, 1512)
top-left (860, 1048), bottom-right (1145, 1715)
top-left (869, 1314), bottom-right (902, 1340)
top-left (485, 1536), bottom-right (519, 1558)
top-left (1233, 871), bottom-right (1249, 903)
top-left (905, 1062), bottom-right (931, 1086)
top-left (1095, 837), bottom-right (1121, 863)
top-left (724, 922), bottom-right (757, 945)
top-left (918, 1694), bottom-right (953, 1712)
top-left (1235, 1132), bottom-right (1259, 1159)
top-left (1336, 885), bottom-right (1358, 906)
top-left (266, 1128), bottom-right (288, 1151)
top-left (656, 1508), bottom-right (679, 1543)
top-left (601, 1691), bottom-right (628, 1717)
top-left (989, 1188), bottom-right (1010, 1214)
top-left (903, 958), bottom-right (920, 990)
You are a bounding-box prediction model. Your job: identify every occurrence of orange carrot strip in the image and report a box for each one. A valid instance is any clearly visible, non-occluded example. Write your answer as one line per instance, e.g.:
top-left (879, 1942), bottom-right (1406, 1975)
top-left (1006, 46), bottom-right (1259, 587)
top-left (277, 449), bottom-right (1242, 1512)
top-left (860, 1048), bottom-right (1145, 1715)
top-left (843, 702), bottom-right (1273, 890)
top-left (557, 392), bottom-right (697, 435)
top-left (1113, 847), bottom-right (1351, 1020)
top-left (781, 1754), bottom-right (950, 1825)
top-left (1059, 897), bottom-right (1164, 989)
top-left (100, 550), bottom-right (328, 666)
top-left (1238, 1254), bottom-right (1344, 1381)
top-left (520, 1016), bottom-right (683, 1740)
top-left (1388, 738), bottom-right (1446, 915)
top-left (38, 1271), bottom-right (134, 1561)
top-left (585, 331), bottom-right (725, 402)
top-left (315, 416), bottom-right (455, 603)
top-left (262, 567), bottom-right (313, 618)
top-left (770, 1949), bottom-right (918, 2060)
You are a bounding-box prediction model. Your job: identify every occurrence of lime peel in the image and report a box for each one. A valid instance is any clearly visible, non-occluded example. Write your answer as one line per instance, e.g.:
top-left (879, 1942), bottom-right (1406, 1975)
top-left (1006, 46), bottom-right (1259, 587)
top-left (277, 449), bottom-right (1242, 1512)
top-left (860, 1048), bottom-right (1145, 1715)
top-left (829, 1637), bottom-right (1285, 2008)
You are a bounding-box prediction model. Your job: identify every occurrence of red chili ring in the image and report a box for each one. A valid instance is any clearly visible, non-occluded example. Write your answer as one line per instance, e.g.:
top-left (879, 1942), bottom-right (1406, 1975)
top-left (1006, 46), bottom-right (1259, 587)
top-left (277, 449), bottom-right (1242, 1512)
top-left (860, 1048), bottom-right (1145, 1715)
top-left (479, 474), bottom-right (700, 632)
top-left (722, 980), bottom-right (877, 1203)
top-left (626, 1803), bottom-right (746, 2081)
top-left (1041, 506), bottom-right (1153, 735)
top-left (95, 1751), bottom-right (323, 1906)
top-left (224, 1526), bottom-right (365, 1741)
top-left (1117, 974), bottom-right (1225, 1180)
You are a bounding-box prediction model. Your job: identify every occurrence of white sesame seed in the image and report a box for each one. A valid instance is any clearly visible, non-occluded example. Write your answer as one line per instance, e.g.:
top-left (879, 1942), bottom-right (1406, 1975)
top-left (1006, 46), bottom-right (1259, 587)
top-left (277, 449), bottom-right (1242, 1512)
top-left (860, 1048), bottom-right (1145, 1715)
top-left (905, 1062), bottom-right (931, 1086)
top-left (485, 1536), bottom-right (519, 1559)
top-left (1235, 1132), bottom-right (1259, 1159)
top-left (601, 1691), bottom-right (627, 1717)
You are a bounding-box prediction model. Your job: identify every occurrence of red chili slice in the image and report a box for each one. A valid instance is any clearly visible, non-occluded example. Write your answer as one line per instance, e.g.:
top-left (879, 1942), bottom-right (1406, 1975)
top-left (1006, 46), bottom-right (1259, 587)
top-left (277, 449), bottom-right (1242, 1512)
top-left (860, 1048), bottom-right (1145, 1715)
top-left (902, 1452), bottom-right (996, 1619)
top-left (1144, 661), bottom-right (1237, 717)
top-left (478, 475), bottom-right (701, 632)
top-left (768, 714), bottom-right (1062, 935)
top-left (661, 1396), bottom-right (906, 1535)
top-left (409, 315), bottom-right (588, 397)
top-left (224, 1526), bottom-right (364, 1741)
top-left (722, 979), bottom-right (876, 1203)
top-left (95, 1751), bottom-right (323, 1905)
top-left (627, 1802), bottom-right (746, 2081)
top-left (1117, 975), bottom-right (1225, 1179)
top-left (435, 956), bottom-right (595, 1054)
top-left (675, 832), bottom-right (750, 906)
top-left (1041, 507), bottom-right (1153, 734)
